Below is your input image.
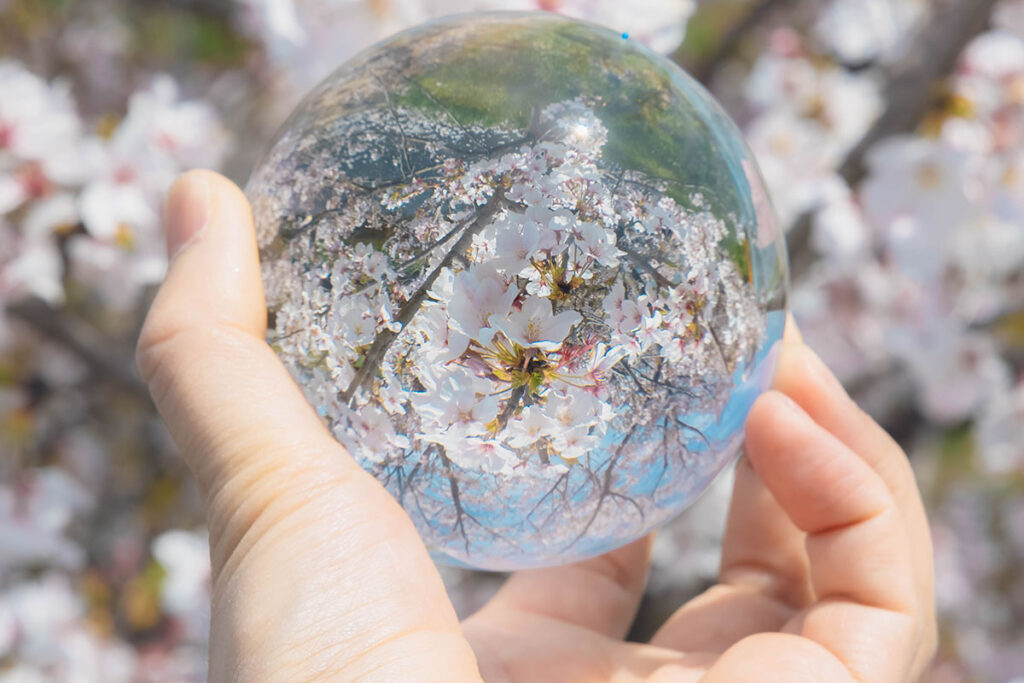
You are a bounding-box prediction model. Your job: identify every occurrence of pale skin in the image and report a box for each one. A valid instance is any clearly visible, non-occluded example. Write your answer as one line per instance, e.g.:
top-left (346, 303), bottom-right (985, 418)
top-left (138, 170), bottom-right (937, 682)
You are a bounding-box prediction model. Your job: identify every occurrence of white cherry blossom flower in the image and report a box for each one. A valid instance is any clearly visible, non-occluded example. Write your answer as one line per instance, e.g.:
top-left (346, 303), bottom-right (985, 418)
top-left (151, 529), bottom-right (211, 638)
top-left (897, 332), bottom-right (1012, 425)
top-left (0, 227), bottom-right (63, 304)
top-left (413, 367), bottom-right (498, 434)
top-left (813, 0), bottom-right (926, 65)
top-left (550, 423), bottom-right (599, 462)
top-left (444, 436), bottom-right (518, 473)
top-left (448, 263), bottom-right (518, 343)
top-left (0, 469), bottom-right (92, 576)
top-left (503, 405), bottom-right (558, 449)
top-left (577, 220), bottom-right (622, 267)
top-left (331, 403), bottom-right (410, 463)
top-left (0, 61), bottom-right (83, 170)
top-left (811, 178), bottom-right (872, 260)
top-left (861, 136), bottom-right (980, 230)
top-left (602, 280), bottom-right (643, 334)
top-left (78, 76), bottom-right (228, 245)
top-left (493, 295), bottom-right (581, 352)
top-left (493, 215), bottom-right (542, 273)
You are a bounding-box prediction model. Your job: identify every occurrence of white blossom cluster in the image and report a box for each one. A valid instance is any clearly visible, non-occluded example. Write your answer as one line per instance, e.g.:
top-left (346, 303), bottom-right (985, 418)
top-left (1, 0), bottom-right (1023, 679)
top-left (741, 34), bottom-right (883, 227)
top-left (264, 99), bottom-right (766, 481)
top-left (812, 0), bottom-right (927, 66)
top-left (791, 26), bottom-right (1024, 431)
top-left (0, 55), bottom-right (224, 683)
top-left (0, 467), bottom-right (210, 682)
top-left (0, 62), bottom-right (229, 315)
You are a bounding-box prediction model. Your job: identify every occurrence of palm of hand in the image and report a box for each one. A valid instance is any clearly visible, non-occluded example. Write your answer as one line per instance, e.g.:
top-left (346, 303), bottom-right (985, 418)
top-left (140, 171), bottom-right (935, 682)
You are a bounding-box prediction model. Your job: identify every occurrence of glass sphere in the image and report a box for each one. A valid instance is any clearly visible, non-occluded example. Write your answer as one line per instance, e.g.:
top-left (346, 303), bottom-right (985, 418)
top-left (247, 12), bottom-right (787, 570)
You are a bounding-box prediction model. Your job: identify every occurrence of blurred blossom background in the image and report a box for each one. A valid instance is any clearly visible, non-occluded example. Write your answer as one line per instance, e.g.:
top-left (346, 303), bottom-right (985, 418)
top-left (0, 0), bottom-right (1021, 680)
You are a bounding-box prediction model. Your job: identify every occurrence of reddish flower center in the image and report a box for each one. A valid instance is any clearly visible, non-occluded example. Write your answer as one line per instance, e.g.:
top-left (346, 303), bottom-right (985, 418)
top-left (114, 165), bottom-right (136, 184)
top-left (154, 130), bottom-right (178, 152)
top-left (20, 163), bottom-right (51, 199)
top-left (0, 121), bottom-right (13, 149)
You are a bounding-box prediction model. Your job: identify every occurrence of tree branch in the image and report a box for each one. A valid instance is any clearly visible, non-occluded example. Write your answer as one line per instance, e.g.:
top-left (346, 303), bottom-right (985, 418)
top-left (438, 449), bottom-right (470, 553)
top-left (564, 423), bottom-right (638, 550)
top-left (341, 191), bottom-right (507, 404)
top-left (495, 384), bottom-right (526, 431)
top-left (685, 0), bottom-right (793, 85)
top-left (7, 298), bottom-right (149, 399)
top-left (616, 242), bottom-right (673, 289)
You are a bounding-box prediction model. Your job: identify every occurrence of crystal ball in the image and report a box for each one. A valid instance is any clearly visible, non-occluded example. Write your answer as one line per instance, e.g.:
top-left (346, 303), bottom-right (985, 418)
top-left (247, 12), bottom-right (787, 570)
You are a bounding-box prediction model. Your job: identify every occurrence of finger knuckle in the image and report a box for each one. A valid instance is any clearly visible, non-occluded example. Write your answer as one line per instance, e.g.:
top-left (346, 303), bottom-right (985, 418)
top-left (135, 318), bottom-right (186, 389)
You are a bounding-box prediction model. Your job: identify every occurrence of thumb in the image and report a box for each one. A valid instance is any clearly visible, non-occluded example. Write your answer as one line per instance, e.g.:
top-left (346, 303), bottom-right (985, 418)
top-left (138, 170), bottom-right (480, 681)
top-left (138, 169), bottom-right (338, 528)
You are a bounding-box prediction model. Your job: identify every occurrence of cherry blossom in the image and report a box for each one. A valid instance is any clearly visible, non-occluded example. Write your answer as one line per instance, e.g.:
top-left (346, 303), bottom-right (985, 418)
top-left (861, 136), bottom-right (980, 231)
top-left (0, 574), bottom-right (136, 682)
top-left (2, 0), bottom-right (1022, 676)
top-left (0, 61), bottom-right (84, 187)
top-left (0, 469), bottom-right (91, 577)
top-left (444, 436), bottom-right (519, 473)
top-left (447, 264), bottom-right (519, 344)
top-left (494, 295), bottom-right (582, 352)
top-left (813, 0), bottom-right (927, 65)
top-left (975, 380), bottom-right (1024, 473)
top-left (72, 77), bottom-right (229, 303)
top-left (151, 530), bottom-right (210, 619)
top-left (743, 41), bottom-right (881, 224)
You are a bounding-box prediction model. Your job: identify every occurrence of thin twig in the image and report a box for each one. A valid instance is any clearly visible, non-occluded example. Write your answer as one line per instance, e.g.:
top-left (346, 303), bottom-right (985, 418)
top-left (616, 242), bottom-right (673, 289)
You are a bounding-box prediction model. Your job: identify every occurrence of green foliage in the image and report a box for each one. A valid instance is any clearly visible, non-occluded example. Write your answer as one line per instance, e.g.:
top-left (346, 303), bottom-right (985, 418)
top-left (721, 233), bottom-right (752, 283)
top-left (40, 0), bottom-right (73, 11)
top-left (128, 5), bottom-right (249, 67)
top-left (932, 422), bottom-right (977, 494)
top-left (394, 20), bottom-right (742, 218)
top-left (672, 0), bottom-right (752, 67)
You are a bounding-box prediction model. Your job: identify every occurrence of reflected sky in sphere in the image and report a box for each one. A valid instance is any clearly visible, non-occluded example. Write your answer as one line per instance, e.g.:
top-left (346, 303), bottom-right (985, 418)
top-left (247, 12), bottom-right (788, 570)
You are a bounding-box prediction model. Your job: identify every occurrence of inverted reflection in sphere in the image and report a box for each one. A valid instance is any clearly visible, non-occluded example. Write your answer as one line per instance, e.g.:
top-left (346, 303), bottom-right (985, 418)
top-left (247, 12), bottom-right (788, 570)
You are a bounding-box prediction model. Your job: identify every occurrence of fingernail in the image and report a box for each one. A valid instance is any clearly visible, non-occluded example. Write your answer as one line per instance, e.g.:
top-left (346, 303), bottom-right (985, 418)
top-left (802, 346), bottom-right (848, 397)
top-left (773, 389), bottom-right (803, 414)
top-left (164, 174), bottom-right (210, 259)
top-left (783, 313), bottom-right (803, 344)
top-left (769, 391), bottom-right (818, 431)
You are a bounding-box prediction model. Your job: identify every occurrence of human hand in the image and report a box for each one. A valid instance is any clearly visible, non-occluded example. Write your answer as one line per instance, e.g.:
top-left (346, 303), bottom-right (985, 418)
top-left (138, 170), bottom-right (935, 682)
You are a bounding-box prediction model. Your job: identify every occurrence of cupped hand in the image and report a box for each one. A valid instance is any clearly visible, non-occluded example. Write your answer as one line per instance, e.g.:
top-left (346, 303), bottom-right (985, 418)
top-left (138, 171), bottom-right (936, 682)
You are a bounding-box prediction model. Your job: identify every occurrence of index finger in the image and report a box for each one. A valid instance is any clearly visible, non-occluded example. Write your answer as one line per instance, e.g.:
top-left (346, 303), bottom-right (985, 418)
top-left (745, 391), bottom-right (921, 683)
top-left (772, 341), bottom-right (936, 672)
